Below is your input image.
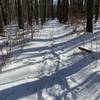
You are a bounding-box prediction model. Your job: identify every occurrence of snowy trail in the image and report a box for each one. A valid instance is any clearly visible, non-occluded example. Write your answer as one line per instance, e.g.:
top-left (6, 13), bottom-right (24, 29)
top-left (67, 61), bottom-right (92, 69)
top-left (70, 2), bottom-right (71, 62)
top-left (0, 51), bottom-right (95, 85)
top-left (0, 47), bottom-right (98, 85)
top-left (0, 20), bottom-right (100, 100)
top-left (0, 21), bottom-right (99, 84)
top-left (0, 55), bottom-right (98, 100)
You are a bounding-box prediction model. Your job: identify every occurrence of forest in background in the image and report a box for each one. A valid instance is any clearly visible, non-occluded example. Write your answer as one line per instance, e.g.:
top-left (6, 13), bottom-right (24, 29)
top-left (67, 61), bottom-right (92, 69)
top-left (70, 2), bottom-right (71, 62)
top-left (0, 1), bottom-right (100, 100)
top-left (0, 0), bottom-right (99, 32)
top-left (0, 0), bottom-right (99, 67)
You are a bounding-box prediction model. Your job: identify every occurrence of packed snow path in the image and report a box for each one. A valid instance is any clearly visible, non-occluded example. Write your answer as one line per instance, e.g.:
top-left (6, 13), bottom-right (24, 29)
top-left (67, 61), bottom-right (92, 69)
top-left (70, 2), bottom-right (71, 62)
top-left (0, 20), bottom-right (100, 100)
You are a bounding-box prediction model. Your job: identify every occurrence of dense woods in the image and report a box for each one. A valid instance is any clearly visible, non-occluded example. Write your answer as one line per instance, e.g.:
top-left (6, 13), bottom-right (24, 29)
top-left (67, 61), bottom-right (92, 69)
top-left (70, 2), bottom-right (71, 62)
top-left (0, 0), bottom-right (99, 67)
top-left (0, 1), bottom-right (100, 99)
top-left (0, 0), bottom-right (99, 31)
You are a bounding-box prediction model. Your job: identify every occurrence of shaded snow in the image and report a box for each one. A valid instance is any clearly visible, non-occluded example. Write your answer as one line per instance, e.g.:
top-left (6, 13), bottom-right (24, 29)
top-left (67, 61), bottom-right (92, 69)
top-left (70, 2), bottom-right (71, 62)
top-left (0, 20), bottom-right (100, 100)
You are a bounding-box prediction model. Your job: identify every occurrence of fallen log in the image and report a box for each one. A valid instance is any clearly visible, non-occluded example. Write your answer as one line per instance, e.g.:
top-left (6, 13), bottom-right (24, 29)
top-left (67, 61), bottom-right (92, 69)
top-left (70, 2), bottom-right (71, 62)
top-left (78, 47), bottom-right (92, 53)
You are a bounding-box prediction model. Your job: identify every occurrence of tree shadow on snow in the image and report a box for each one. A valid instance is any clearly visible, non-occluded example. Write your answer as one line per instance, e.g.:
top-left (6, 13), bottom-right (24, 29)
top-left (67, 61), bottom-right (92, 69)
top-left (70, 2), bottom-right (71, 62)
top-left (9, 30), bottom-right (100, 59)
top-left (0, 51), bottom-right (100, 99)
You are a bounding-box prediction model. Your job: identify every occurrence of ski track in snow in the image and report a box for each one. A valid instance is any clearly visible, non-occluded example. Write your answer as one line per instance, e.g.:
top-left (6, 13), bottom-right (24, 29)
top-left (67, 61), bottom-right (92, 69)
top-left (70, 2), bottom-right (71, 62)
top-left (0, 20), bottom-right (100, 100)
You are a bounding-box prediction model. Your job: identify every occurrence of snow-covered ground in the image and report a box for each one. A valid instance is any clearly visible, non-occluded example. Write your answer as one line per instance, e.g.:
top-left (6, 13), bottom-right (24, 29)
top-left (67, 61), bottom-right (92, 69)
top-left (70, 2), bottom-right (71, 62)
top-left (0, 20), bottom-right (100, 100)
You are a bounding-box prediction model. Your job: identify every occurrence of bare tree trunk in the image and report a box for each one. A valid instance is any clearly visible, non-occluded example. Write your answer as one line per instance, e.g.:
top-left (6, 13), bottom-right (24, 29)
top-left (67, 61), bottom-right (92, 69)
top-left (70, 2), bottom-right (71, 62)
top-left (39, 0), bottom-right (44, 25)
top-left (0, 4), bottom-right (3, 33)
top-left (95, 0), bottom-right (99, 23)
top-left (34, 0), bottom-right (38, 25)
top-left (27, 0), bottom-right (33, 26)
top-left (17, 0), bottom-right (24, 29)
top-left (47, 0), bottom-right (51, 20)
top-left (0, 0), bottom-right (7, 25)
top-left (43, 0), bottom-right (46, 22)
top-left (86, 0), bottom-right (94, 32)
top-left (65, 0), bottom-right (69, 22)
top-left (57, 0), bottom-right (62, 22)
top-left (51, 0), bottom-right (54, 20)
top-left (61, 0), bottom-right (65, 23)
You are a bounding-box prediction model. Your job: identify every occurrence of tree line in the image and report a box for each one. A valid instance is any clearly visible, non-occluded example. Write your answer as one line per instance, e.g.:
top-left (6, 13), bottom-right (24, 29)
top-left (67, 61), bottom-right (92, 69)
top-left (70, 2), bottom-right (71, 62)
top-left (0, 0), bottom-right (99, 33)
